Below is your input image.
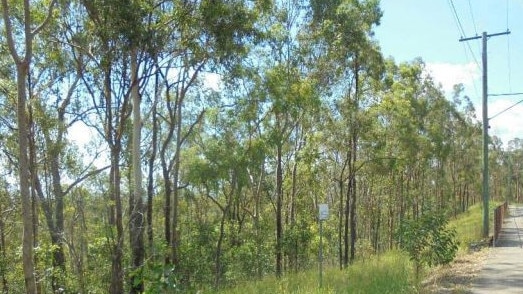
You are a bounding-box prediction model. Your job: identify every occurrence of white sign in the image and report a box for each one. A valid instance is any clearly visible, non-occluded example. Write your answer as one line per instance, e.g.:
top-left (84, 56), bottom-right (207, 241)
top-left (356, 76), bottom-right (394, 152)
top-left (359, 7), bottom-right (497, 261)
top-left (319, 204), bottom-right (329, 220)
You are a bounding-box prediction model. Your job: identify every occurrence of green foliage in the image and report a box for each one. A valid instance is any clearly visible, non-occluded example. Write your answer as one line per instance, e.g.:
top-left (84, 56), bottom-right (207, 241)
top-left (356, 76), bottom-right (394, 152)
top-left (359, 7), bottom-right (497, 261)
top-left (215, 251), bottom-right (414, 293)
top-left (1, 0), bottom-right (512, 292)
top-left (397, 209), bottom-right (459, 277)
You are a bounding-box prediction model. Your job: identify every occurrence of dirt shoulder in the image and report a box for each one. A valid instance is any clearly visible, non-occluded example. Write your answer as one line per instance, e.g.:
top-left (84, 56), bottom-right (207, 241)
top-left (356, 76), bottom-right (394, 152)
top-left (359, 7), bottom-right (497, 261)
top-left (422, 249), bottom-right (489, 293)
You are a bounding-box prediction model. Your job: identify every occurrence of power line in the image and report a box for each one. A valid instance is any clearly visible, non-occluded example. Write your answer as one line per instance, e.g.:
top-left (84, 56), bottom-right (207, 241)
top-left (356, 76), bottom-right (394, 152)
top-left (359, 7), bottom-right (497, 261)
top-left (506, 0), bottom-right (510, 30)
top-left (507, 32), bottom-right (512, 92)
top-left (468, 0), bottom-right (478, 36)
top-left (506, 0), bottom-right (512, 91)
top-left (447, 0), bottom-right (480, 99)
top-left (448, 0), bottom-right (480, 68)
top-left (448, 0), bottom-right (467, 38)
top-left (489, 99), bottom-right (523, 121)
top-left (489, 92), bottom-right (523, 97)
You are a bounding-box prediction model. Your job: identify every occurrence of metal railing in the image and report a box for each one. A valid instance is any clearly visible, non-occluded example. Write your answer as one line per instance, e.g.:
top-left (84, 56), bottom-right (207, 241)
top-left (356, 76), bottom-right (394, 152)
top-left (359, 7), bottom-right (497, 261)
top-left (493, 201), bottom-right (509, 246)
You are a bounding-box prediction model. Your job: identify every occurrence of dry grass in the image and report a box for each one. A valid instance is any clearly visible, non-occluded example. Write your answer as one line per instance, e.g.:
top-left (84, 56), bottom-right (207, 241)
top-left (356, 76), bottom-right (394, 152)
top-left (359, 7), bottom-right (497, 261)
top-left (422, 249), bottom-right (489, 293)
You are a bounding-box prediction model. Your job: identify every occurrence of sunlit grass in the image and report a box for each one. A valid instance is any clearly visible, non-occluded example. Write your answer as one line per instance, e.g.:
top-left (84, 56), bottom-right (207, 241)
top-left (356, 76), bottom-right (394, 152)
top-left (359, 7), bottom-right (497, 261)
top-left (449, 202), bottom-right (501, 250)
top-left (214, 251), bottom-right (415, 294)
top-left (211, 204), bottom-right (495, 293)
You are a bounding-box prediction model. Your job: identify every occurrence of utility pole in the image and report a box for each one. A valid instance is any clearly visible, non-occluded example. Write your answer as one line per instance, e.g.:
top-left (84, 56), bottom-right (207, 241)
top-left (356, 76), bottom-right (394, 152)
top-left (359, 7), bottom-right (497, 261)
top-left (460, 30), bottom-right (510, 238)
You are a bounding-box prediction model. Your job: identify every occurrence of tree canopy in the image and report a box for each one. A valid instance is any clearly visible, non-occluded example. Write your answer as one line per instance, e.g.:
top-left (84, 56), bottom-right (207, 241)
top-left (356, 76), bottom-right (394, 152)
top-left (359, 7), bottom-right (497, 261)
top-left (0, 0), bottom-right (517, 293)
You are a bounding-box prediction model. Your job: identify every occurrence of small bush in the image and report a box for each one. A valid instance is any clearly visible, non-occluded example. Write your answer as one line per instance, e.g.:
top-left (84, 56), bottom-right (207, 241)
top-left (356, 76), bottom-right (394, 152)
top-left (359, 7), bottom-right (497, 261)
top-left (397, 210), bottom-right (459, 280)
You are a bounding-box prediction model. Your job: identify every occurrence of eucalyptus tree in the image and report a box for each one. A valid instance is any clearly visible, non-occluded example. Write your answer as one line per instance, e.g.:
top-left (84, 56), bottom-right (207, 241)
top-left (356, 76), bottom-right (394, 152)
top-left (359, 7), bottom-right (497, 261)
top-left (244, 0), bottom-right (322, 276)
top-left (149, 0), bottom-right (268, 282)
top-left (77, 0), bottom-right (157, 291)
top-left (446, 85), bottom-right (481, 213)
top-left (1, 0), bottom-right (57, 292)
top-left (306, 0), bottom-right (383, 266)
top-left (184, 114), bottom-right (254, 286)
top-left (369, 60), bottom-right (435, 238)
top-left (507, 138), bottom-right (523, 202)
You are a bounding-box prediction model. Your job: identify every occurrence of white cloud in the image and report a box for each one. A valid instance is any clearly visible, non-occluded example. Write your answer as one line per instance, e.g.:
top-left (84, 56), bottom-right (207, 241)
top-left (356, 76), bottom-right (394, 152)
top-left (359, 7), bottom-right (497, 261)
top-left (489, 98), bottom-right (523, 145)
top-left (424, 62), bottom-right (523, 146)
top-left (425, 62), bottom-right (480, 94)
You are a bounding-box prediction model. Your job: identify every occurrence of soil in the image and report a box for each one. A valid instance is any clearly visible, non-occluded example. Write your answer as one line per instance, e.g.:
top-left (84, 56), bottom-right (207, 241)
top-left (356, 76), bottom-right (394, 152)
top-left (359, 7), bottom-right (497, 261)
top-left (421, 249), bottom-right (490, 293)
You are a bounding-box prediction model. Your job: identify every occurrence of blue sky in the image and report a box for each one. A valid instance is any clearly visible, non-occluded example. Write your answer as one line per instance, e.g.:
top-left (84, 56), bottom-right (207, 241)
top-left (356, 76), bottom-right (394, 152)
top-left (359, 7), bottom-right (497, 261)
top-left (374, 0), bottom-right (523, 146)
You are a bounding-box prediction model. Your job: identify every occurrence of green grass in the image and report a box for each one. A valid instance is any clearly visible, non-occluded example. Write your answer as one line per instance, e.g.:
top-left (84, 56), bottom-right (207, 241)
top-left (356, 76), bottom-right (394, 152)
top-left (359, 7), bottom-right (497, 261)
top-left (449, 202), bottom-right (501, 250)
top-left (213, 251), bottom-right (415, 294)
top-left (208, 204), bottom-right (493, 293)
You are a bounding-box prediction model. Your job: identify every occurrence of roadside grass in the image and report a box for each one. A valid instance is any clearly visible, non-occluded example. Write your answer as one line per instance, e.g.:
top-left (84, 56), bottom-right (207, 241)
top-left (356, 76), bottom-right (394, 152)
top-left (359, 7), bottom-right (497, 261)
top-left (421, 203), bottom-right (499, 292)
top-left (213, 204), bottom-right (497, 294)
top-left (214, 251), bottom-right (415, 294)
top-left (449, 202), bottom-right (501, 251)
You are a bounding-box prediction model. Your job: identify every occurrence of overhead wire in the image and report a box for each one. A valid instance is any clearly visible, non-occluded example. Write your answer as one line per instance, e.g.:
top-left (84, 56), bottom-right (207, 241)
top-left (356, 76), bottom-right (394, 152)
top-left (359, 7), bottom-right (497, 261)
top-left (447, 0), bottom-right (480, 99)
top-left (506, 0), bottom-right (512, 92)
top-left (448, 0), bottom-right (480, 67)
top-left (468, 0), bottom-right (478, 36)
top-left (449, 0), bottom-right (467, 38)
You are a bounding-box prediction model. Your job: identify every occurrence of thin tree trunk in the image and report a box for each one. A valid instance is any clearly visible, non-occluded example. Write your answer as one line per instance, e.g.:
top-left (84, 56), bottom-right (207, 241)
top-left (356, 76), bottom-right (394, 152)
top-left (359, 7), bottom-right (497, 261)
top-left (343, 163), bottom-right (350, 267)
top-left (1, 0), bottom-right (37, 289)
top-left (130, 50), bottom-right (145, 294)
top-left (160, 84), bottom-right (175, 265)
top-left (276, 141), bottom-right (283, 277)
top-left (350, 61), bottom-right (360, 264)
top-left (110, 145), bottom-right (124, 294)
top-left (105, 64), bottom-right (125, 294)
top-left (171, 91), bottom-right (183, 268)
top-left (16, 48), bottom-right (37, 294)
top-left (338, 178), bottom-right (344, 269)
top-left (2, 1), bottom-right (56, 291)
top-left (215, 206), bottom-right (228, 286)
top-left (147, 75), bottom-right (159, 254)
top-left (0, 203), bottom-right (7, 294)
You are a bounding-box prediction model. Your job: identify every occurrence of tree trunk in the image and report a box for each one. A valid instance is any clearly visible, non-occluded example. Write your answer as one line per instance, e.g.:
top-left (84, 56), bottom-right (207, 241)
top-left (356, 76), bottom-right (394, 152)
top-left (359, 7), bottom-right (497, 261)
top-left (215, 206), bottom-right (229, 286)
top-left (276, 141), bottom-right (283, 277)
top-left (17, 51), bottom-right (37, 294)
top-left (147, 75), bottom-right (159, 254)
top-left (0, 202), bottom-right (7, 293)
top-left (349, 62), bottom-right (360, 264)
top-left (109, 145), bottom-right (124, 294)
top-left (1, 0), bottom-right (39, 291)
top-left (338, 178), bottom-right (344, 269)
top-left (160, 84), bottom-right (175, 266)
top-left (130, 50), bottom-right (145, 294)
top-left (105, 63), bottom-right (125, 294)
top-left (343, 163), bottom-right (350, 267)
top-left (171, 89), bottom-right (184, 268)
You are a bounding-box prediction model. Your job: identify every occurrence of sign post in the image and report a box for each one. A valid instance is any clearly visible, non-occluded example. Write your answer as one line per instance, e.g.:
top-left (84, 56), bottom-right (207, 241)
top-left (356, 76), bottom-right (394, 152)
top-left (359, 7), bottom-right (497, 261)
top-left (318, 204), bottom-right (329, 289)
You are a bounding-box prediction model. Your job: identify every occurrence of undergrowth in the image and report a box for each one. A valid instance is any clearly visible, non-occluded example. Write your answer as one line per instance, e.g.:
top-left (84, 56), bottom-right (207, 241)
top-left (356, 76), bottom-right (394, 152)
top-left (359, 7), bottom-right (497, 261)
top-left (214, 251), bottom-right (415, 294)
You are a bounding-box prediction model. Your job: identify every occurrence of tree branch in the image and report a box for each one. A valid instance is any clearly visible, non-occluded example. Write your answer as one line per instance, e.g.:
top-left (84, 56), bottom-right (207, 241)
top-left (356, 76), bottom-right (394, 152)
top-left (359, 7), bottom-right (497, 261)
top-left (63, 165), bottom-right (111, 196)
top-left (32, 0), bottom-right (58, 36)
top-left (1, 0), bottom-right (21, 64)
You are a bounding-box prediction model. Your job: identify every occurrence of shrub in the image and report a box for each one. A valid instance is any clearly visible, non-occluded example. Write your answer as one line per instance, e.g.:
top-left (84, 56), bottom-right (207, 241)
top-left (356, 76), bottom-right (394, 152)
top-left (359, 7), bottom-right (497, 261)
top-left (397, 210), bottom-right (459, 280)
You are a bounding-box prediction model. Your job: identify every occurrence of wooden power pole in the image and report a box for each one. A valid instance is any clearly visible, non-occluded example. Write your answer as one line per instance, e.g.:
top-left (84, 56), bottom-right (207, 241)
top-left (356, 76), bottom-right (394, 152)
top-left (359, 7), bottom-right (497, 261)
top-left (460, 30), bottom-right (510, 238)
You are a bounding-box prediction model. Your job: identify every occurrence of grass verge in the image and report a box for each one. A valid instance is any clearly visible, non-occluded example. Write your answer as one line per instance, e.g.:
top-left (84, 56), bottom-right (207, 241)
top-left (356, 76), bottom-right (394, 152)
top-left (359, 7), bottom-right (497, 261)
top-left (212, 204), bottom-right (495, 294)
top-left (214, 251), bottom-right (415, 294)
top-left (449, 202), bottom-right (501, 250)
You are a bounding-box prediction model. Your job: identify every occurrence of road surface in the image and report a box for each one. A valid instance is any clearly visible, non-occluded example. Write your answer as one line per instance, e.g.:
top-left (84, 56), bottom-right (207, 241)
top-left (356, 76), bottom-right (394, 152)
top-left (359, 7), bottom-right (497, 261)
top-left (470, 205), bottom-right (523, 293)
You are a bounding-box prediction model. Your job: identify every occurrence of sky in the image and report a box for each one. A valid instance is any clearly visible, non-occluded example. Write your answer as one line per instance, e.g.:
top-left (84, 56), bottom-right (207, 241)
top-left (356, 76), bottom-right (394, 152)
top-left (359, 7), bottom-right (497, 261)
top-left (374, 0), bottom-right (523, 147)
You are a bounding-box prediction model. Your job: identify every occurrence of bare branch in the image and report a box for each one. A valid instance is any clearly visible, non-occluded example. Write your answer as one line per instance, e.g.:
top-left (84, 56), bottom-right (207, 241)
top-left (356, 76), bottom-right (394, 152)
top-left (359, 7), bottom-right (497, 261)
top-left (180, 109), bottom-right (206, 146)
